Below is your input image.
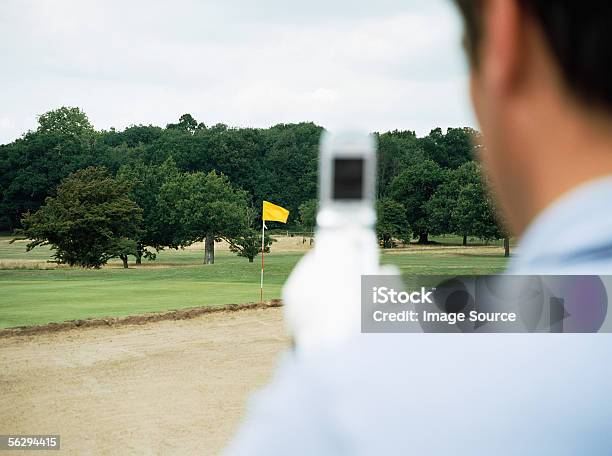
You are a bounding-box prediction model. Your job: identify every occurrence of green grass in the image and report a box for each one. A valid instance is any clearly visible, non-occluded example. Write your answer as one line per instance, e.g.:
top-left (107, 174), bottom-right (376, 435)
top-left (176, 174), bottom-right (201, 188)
top-left (0, 236), bottom-right (509, 328)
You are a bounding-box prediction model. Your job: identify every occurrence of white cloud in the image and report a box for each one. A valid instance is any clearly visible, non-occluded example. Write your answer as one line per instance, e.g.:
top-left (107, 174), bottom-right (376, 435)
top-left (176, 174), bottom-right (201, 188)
top-left (0, 117), bottom-right (14, 130)
top-left (0, 0), bottom-right (476, 143)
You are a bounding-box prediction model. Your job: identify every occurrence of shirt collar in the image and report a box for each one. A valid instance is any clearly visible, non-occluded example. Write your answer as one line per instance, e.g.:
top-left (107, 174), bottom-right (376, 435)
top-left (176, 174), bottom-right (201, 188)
top-left (509, 176), bottom-right (612, 272)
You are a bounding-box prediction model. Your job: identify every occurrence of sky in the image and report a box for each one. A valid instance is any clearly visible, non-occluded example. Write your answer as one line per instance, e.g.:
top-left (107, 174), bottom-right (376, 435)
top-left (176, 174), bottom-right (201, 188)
top-left (0, 0), bottom-right (477, 144)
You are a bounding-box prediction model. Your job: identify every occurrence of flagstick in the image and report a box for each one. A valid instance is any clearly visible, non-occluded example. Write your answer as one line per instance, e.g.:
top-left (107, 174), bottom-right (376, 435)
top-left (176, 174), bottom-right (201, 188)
top-left (260, 219), bottom-right (265, 303)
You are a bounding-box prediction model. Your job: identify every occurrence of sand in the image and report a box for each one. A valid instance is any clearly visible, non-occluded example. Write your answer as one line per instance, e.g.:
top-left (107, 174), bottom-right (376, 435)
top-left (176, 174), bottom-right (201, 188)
top-left (0, 307), bottom-right (289, 455)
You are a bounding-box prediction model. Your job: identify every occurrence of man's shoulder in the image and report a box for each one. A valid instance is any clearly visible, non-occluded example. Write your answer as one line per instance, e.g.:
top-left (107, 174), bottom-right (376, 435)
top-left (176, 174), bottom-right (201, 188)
top-left (510, 177), bottom-right (612, 273)
top-left (235, 336), bottom-right (612, 455)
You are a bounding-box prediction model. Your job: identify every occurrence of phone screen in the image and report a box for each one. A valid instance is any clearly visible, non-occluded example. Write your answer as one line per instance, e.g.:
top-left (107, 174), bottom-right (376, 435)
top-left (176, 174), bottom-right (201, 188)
top-left (333, 158), bottom-right (364, 200)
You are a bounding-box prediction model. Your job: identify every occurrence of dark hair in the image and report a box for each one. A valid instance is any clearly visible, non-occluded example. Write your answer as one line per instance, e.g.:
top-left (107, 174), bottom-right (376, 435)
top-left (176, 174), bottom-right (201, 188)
top-left (454, 0), bottom-right (612, 109)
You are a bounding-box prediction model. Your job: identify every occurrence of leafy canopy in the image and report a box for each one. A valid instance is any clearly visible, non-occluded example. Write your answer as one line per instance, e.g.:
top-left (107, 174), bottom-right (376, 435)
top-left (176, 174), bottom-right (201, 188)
top-left (20, 166), bottom-right (142, 268)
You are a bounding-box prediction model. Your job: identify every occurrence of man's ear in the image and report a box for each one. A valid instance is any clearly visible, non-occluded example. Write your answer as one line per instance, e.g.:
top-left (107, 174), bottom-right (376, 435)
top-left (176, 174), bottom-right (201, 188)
top-left (480, 0), bottom-right (523, 96)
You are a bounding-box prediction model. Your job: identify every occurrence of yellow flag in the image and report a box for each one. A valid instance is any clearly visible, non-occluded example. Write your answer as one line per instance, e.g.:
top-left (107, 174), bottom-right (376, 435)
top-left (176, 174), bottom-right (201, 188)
top-left (263, 201), bottom-right (290, 223)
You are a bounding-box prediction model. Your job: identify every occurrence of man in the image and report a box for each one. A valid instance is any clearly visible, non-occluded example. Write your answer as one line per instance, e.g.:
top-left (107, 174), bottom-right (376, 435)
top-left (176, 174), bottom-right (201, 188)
top-left (459, 0), bottom-right (612, 274)
top-left (226, 1), bottom-right (612, 453)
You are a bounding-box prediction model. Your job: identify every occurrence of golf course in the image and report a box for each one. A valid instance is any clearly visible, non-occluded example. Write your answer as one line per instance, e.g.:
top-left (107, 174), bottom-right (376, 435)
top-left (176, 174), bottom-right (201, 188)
top-left (0, 233), bottom-right (511, 453)
top-left (0, 234), bottom-right (509, 329)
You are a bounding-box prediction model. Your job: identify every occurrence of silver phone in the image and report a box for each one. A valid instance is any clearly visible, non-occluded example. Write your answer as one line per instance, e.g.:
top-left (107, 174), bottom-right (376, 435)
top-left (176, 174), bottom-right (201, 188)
top-left (316, 131), bottom-right (377, 229)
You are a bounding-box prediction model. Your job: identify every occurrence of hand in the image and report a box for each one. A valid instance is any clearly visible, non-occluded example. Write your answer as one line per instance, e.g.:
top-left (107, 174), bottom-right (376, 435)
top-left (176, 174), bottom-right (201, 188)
top-left (283, 226), bottom-right (398, 356)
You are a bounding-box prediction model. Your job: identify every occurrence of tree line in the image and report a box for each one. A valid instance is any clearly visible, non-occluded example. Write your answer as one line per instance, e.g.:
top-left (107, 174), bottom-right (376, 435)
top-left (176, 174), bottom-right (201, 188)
top-left (0, 107), bottom-right (508, 268)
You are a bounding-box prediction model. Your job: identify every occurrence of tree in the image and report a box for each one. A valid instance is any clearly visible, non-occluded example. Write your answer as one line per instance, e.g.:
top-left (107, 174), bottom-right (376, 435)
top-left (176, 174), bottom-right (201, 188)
top-left (166, 113), bottom-right (199, 134)
top-left (419, 127), bottom-right (475, 169)
top-left (223, 206), bottom-right (276, 262)
top-left (453, 182), bottom-right (493, 244)
top-left (19, 167), bottom-right (142, 268)
top-left (37, 107), bottom-right (94, 137)
top-left (121, 124), bottom-right (165, 147)
top-left (262, 123), bottom-right (322, 220)
top-left (428, 162), bottom-right (485, 244)
top-left (147, 127), bottom-right (209, 171)
top-left (426, 161), bottom-right (505, 246)
top-left (479, 173), bottom-right (512, 257)
top-left (2, 108), bottom-right (506, 252)
top-left (298, 199), bottom-right (317, 232)
top-left (423, 168), bottom-right (456, 238)
top-left (389, 158), bottom-right (444, 244)
top-left (0, 107), bottom-right (98, 230)
top-left (376, 130), bottom-right (421, 198)
top-left (158, 170), bottom-right (249, 264)
top-left (117, 157), bottom-right (180, 263)
top-left (226, 230), bottom-right (275, 262)
top-left (376, 199), bottom-right (408, 248)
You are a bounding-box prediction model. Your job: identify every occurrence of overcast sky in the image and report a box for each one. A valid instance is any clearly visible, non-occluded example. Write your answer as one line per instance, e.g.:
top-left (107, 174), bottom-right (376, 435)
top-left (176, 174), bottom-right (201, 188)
top-left (0, 0), bottom-right (476, 144)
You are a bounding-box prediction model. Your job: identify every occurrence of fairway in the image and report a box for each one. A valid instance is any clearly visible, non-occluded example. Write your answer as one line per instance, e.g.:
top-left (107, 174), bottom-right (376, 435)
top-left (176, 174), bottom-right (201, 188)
top-left (0, 235), bottom-right (509, 328)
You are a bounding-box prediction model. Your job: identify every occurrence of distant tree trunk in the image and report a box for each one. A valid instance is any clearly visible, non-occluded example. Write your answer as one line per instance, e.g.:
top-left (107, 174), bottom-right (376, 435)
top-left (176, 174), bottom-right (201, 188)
top-left (248, 256), bottom-right (254, 263)
top-left (504, 237), bottom-right (510, 257)
top-left (462, 235), bottom-right (467, 246)
top-left (418, 232), bottom-right (429, 244)
top-left (204, 233), bottom-right (215, 264)
top-left (120, 254), bottom-right (129, 269)
top-left (135, 242), bottom-right (143, 265)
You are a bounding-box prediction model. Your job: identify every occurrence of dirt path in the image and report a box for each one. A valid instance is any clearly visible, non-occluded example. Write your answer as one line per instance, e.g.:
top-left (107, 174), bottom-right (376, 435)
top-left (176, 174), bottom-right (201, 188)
top-left (0, 307), bottom-right (289, 455)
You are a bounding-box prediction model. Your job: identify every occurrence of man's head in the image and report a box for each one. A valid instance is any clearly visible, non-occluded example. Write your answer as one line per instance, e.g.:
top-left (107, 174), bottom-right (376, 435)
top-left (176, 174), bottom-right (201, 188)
top-left (454, 0), bottom-right (612, 235)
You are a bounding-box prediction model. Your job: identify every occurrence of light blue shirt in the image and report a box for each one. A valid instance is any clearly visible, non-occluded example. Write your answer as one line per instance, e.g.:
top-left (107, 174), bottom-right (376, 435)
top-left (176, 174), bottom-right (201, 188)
top-left (226, 178), bottom-right (612, 455)
top-left (509, 177), bottom-right (612, 274)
